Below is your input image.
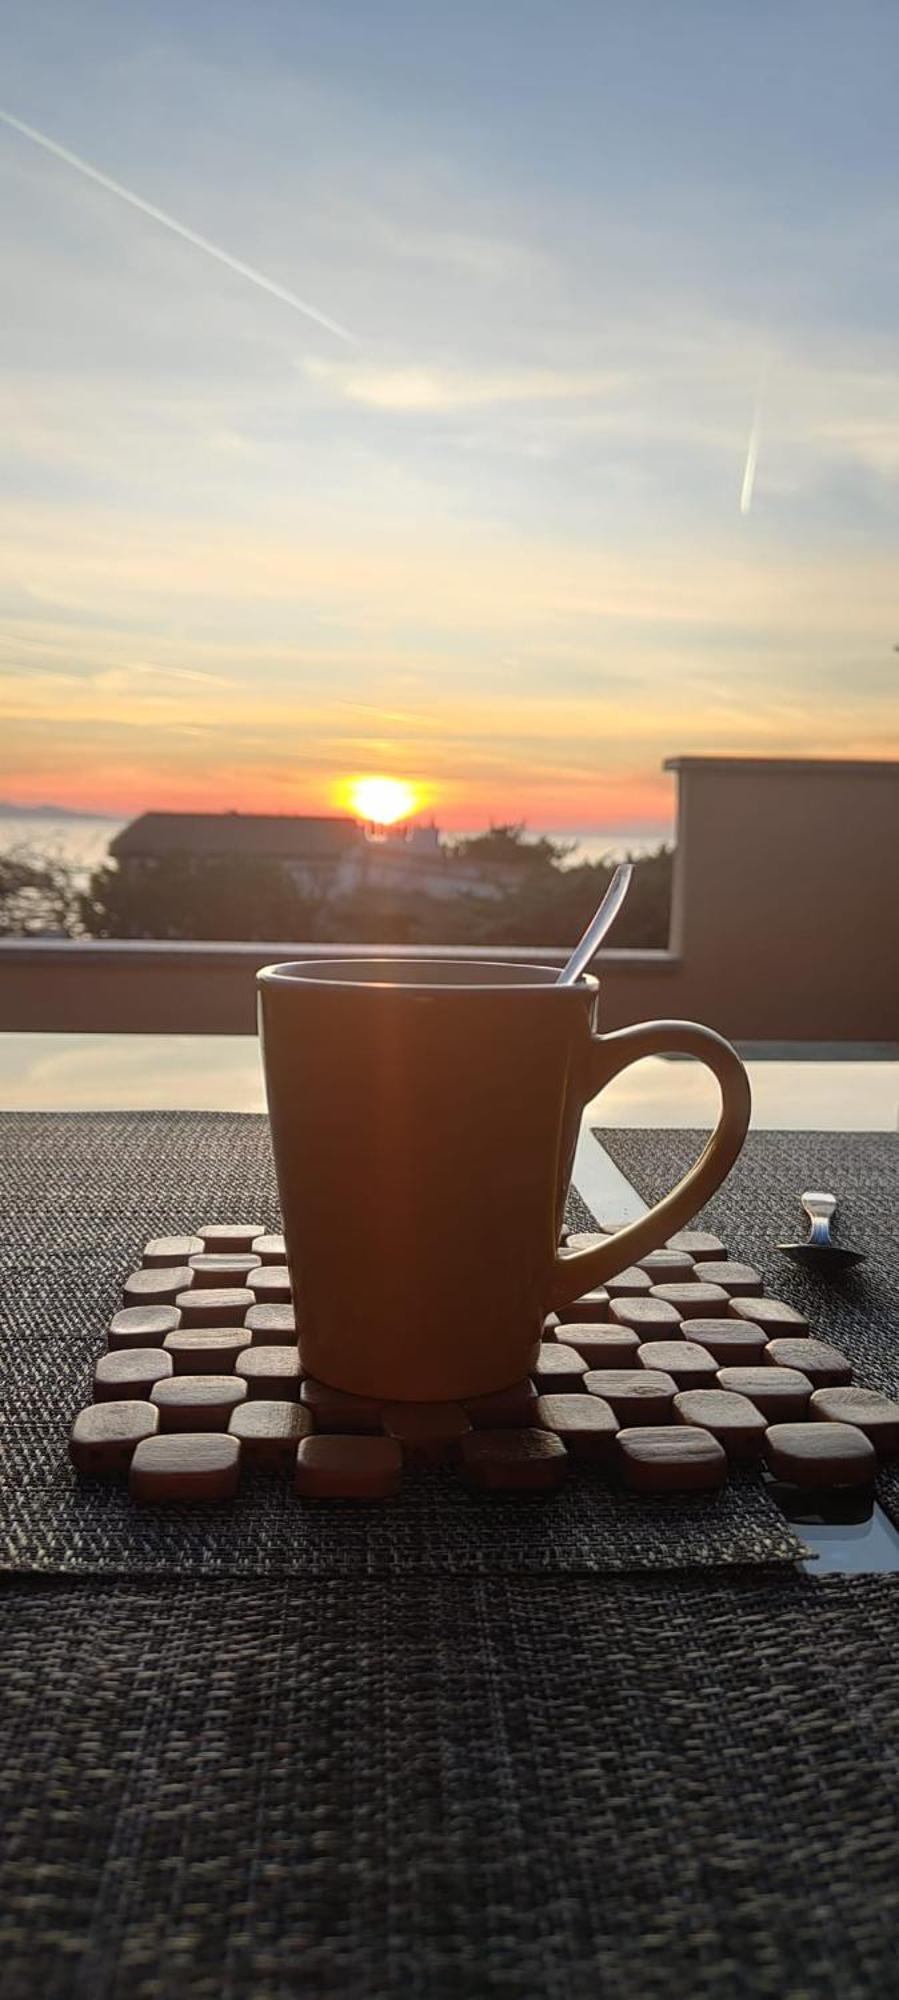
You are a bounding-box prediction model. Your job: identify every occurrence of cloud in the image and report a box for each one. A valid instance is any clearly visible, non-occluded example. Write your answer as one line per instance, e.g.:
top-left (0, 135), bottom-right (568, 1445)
top-left (93, 661), bottom-right (234, 691)
top-left (303, 357), bottom-right (629, 413)
top-left (354, 211), bottom-right (545, 283)
top-left (3, 499), bottom-right (899, 654)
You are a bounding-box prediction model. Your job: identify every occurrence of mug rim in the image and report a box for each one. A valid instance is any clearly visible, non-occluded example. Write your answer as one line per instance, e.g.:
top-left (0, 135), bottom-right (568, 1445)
top-left (257, 956), bottom-right (599, 994)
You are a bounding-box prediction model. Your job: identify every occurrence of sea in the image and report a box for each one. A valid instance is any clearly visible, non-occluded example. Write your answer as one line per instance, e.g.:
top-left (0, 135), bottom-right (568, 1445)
top-left (0, 813), bottom-right (672, 882)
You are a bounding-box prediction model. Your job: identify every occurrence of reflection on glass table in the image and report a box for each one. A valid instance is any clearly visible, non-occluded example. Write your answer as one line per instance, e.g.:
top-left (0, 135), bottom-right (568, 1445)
top-left (2, 1033), bottom-right (898, 1128)
top-left (768, 1482), bottom-right (899, 1577)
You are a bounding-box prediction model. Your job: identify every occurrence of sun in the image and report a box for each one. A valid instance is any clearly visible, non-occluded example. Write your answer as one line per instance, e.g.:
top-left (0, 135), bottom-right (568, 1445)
top-left (346, 775), bottom-right (419, 825)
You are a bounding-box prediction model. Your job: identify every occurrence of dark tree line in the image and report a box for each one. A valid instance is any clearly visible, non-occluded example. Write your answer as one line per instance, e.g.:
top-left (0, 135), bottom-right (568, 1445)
top-left (1, 827), bottom-right (673, 949)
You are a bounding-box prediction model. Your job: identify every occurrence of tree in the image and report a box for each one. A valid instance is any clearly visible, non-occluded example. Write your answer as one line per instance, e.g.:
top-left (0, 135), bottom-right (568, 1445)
top-left (319, 845), bottom-right (673, 949)
top-left (449, 824), bottom-right (573, 872)
top-left (314, 884), bottom-right (499, 946)
top-left (80, 854), bottom-right (324, 942)
top-left (473, 848), bottom-right (673, 949)
top-left (0, 846), bottom-right (80, 936)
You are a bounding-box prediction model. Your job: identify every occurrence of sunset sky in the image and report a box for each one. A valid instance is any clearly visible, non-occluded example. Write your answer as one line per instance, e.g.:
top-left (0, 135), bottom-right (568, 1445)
top-left (1, 0), bottom-right (898, 830)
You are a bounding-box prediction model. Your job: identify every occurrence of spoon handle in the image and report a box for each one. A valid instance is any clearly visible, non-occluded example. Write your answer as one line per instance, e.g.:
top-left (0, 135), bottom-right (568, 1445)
top-left (801, 1190), bottom-right (837, 1248)
top-left (556, 863), bottom-right (634, 986)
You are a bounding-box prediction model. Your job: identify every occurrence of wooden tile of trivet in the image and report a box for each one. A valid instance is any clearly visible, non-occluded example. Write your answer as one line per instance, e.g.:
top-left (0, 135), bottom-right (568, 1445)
top-left (66, 1223), bottom-right (899, 1505)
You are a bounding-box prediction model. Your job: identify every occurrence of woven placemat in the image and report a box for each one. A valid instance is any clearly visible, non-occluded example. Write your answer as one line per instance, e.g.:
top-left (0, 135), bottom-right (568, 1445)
top-left (601, 1128), bottom-right (899, 1526)
top-left (2, 1567), bottom-right (899, 1999)
top-left (0, 1113), bottom-right (806, 1575)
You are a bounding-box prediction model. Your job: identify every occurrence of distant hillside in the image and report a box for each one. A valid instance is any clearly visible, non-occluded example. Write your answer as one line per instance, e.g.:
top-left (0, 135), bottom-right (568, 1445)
top-left (0, 801), bottom-right (119, 820)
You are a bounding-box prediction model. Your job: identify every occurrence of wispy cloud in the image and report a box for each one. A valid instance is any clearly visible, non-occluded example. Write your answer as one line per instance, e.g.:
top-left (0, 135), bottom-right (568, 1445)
top-left (99, 661), bottom-right (235, 690)
top-left (304, 357), bottom-right (628, 412)
top-left (4, 502), bottom-right (899, 644)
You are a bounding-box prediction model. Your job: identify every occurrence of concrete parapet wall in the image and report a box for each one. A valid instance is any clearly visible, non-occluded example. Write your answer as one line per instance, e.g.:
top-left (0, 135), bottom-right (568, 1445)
top-left (665, 757), bottom-right (899, 1040)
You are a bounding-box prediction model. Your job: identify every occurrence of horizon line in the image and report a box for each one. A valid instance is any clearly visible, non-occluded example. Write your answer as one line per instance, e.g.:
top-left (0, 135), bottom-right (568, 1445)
top-left (0, 796), bottom-right (675, 834)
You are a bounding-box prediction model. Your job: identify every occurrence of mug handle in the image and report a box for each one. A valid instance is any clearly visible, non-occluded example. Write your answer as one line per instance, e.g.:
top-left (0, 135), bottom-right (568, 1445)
top-left (550, 1019), bottom-right (751, 1311)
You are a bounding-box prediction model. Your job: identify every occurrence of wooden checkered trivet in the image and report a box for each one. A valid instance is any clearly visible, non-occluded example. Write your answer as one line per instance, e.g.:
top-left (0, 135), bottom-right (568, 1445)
top-left (68, 1220), bottom-right (899, 1505)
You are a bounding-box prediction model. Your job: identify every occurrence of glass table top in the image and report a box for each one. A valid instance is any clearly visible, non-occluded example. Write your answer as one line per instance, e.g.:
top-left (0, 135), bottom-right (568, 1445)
top-left (2, 1032), bottom-right (898, 1126)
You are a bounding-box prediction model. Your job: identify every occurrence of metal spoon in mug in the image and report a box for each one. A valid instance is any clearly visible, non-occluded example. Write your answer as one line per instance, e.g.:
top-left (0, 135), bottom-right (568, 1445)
top-left (778, 1191), bottom-right (865, 1274)
top-left (556, 862), bottom-right (634, 985)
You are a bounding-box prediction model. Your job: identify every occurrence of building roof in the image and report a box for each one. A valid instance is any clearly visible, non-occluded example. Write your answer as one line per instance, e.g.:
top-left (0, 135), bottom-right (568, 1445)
top-left (111, 812), bottom-right (363, 861)
top-left (664, 755), bottom-right (899, 776)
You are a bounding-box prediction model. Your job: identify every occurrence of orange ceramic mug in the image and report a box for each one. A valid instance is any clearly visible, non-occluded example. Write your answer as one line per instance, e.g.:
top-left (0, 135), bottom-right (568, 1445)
top-left (257, 957), bottom-right (751, 1402)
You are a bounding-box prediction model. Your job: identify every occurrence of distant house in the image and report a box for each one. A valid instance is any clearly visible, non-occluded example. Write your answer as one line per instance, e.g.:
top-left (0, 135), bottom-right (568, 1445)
top-left (110, 812), bottom-right (503, 903)
top-left (110, 813), bottom-right (363, 901)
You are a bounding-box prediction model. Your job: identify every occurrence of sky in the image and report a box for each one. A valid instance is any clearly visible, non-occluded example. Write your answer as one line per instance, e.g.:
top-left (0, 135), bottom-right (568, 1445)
top-left (1, 0), bottom-right (897, 831)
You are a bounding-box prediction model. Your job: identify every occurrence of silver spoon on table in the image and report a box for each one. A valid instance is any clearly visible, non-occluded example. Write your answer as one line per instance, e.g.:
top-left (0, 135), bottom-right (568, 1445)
top-left (779, 1191), bottom-right (865, 1274)
top-left (556, 863), bottom-right (634, 985)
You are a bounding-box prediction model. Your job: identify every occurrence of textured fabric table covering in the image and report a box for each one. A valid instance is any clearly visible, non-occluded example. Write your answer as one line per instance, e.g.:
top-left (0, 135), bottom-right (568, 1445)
top-left (4, 1121), bottom-right (899, 2000)
top-left (601, 1129), bottom-right (899, 1527)
top-left (0, 1113), bottom-right (806, 1575)
top-left (2, 1568), bottom-right (899, 2000)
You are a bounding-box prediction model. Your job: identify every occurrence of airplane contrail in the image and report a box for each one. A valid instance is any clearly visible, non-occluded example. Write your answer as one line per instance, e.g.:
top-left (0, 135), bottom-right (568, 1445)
top-left (739, 359), bottom-right (769, 516)
top-left (0, 107), bottom-right (357, 344)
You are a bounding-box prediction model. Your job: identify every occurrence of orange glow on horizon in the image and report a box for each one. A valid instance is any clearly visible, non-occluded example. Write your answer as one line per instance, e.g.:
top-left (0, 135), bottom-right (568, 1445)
top-left (0, 766), bottom-right (676, 833)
